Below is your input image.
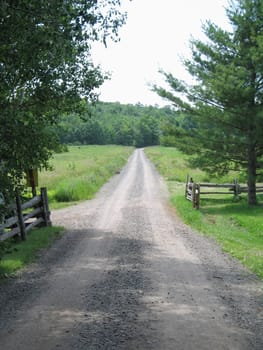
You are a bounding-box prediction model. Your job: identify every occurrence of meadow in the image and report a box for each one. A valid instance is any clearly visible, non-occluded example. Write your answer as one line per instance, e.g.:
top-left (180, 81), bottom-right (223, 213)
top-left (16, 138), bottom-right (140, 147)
top-left (39, 145), bottom-right (134, 208)
top-left (145, 146), bottom-right (263, 279)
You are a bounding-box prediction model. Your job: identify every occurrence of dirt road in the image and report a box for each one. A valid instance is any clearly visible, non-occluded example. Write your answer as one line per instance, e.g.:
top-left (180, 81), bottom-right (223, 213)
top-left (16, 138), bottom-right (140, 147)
top-left (0, 149), bottom-right (262, 349)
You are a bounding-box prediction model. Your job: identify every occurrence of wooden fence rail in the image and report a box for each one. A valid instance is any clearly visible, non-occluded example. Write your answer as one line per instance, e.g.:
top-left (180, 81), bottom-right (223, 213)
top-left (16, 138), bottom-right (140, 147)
top-left (0, 187), bottom-right (51, 242)
top-left (185, 175), bottom-right (263, 209)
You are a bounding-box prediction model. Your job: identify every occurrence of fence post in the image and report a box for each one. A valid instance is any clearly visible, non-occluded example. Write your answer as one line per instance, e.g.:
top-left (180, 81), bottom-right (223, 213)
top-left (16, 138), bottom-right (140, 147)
top-left (40, 187), bottom-right (51, 226)
top-left (234, 179), bottom-right (240, 198)
top-left (196, 184), bottom-right (200, 209)
top-left (185, 174), bottom-right (189, 199)
top-left (192, 183), bottom-right (200, 209)
top-left (192, 183), bottom-right (196, 208)
top-left (15, 189), bottom-right (26, 240)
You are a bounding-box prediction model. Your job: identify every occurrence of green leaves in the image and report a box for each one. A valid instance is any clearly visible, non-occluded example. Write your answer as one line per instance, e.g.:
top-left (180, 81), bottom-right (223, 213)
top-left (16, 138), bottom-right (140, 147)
top-left (0, 0), bottom-right (126, 201)
top-left (56, 102), bottom-right (167, 147)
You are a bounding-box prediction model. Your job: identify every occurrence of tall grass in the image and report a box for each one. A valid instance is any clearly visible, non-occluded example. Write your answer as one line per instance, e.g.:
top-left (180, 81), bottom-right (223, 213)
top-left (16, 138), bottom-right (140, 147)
top-left (39, 145), bottom-right (133, 208)
top-left (146, 146), bottom-right (263, 279)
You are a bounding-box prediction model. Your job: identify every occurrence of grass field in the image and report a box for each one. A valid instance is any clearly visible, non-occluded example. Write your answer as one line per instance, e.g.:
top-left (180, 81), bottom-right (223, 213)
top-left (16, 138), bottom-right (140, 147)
top-left (39, 145), bottom-right (134, 208)
top-left (145, 146), bottom-right (263, 279)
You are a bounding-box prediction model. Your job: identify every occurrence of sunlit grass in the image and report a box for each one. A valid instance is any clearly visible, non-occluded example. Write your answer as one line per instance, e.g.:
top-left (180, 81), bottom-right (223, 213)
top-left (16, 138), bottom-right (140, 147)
top-left (145, 146), bottom-right (237, 183)
top-left (146, 146), bottom-right (263, 279)
top-left (39, 145), bottom-right (133, 208)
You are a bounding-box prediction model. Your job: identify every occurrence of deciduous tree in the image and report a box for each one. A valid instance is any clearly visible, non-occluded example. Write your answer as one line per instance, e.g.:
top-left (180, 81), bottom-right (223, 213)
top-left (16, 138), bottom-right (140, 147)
top-left (0, 0), bottom-right (125, 203)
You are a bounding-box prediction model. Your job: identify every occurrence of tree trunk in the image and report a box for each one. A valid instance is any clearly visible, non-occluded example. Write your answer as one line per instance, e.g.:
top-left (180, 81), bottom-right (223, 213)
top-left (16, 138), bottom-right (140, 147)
top-left (247, 145), bottom-right (257, 205)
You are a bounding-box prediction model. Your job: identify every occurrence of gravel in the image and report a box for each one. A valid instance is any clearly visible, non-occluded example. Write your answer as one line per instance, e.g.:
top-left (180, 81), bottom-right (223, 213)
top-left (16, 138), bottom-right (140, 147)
top-left (0, 149), bottom-right (262, 349)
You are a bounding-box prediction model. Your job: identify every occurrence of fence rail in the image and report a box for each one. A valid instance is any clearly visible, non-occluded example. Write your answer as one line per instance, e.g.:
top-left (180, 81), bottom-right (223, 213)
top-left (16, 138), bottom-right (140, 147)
top-left (185, 175), bottom-right (263, 209)
top-left (0, 187), bottom-right (51, 242)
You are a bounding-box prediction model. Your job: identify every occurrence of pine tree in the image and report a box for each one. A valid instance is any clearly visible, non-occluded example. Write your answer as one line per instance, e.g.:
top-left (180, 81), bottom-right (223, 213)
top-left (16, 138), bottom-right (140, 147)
top-left (154, 0), bottom-right (263, 205)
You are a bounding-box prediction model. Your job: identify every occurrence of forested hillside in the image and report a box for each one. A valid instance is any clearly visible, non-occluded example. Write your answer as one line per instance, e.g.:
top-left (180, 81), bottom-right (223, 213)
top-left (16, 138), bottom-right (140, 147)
top-left (56, 102), bottom-right (176, 147)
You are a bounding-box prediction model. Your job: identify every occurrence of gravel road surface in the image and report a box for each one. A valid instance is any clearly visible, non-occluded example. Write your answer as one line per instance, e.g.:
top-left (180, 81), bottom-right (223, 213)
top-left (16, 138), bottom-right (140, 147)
top-left (0, 149), bottom-right (262, 349)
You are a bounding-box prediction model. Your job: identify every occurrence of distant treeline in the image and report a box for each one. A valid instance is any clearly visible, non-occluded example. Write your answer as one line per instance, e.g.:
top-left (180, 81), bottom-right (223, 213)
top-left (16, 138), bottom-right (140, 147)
top-left (56, 102), bottom-right (180, 147)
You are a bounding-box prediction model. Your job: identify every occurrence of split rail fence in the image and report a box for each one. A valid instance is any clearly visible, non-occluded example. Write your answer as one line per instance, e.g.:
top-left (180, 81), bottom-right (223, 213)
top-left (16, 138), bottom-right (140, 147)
top-left (0, 187), bottom-right (51, 242)
top-left (185, 175), bottom-right (263, 209)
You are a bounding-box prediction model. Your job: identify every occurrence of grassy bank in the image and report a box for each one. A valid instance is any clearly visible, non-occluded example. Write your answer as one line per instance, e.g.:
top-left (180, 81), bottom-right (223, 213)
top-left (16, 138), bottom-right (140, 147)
top-left (0, 226), bottom-right (63, 279)
top-left (146, 146), bottom-right (263, 279)
top-left (39, 145), bottom-right (134, 208)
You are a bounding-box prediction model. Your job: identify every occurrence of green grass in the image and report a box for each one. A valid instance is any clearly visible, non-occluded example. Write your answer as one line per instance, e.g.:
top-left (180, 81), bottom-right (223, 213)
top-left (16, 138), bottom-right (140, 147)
top-left (39, 145), bottom-right (134, 208)
top-left (146, 146), bottom-right (263, 279)
top-left (145, 146), bottom-right (236, 183)
top-left (0, 226), bottom-right (63, 279)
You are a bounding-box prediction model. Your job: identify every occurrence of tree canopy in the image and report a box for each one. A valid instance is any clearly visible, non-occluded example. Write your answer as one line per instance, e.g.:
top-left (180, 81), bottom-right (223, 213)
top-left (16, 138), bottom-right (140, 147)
top-left (0, 0), bottom-right (125, 203)
top-left (56, 102), bottom-right (174, 147)
top-left (154, 0), bottom-right (263, 205)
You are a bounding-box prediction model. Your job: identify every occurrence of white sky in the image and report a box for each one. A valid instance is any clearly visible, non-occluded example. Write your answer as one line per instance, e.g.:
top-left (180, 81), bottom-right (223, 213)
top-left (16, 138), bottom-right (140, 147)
top-left (92, 0), bottom-right (231, 106)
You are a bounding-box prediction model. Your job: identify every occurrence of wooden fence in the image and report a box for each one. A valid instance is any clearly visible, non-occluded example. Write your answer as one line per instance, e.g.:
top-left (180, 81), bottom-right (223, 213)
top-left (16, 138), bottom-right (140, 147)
top-left (185, 180), bottom-right (200, 209)
top-left (185, 175), bottom-right (263, 209)
top-left (0, 187), bottom-right (51, 242)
